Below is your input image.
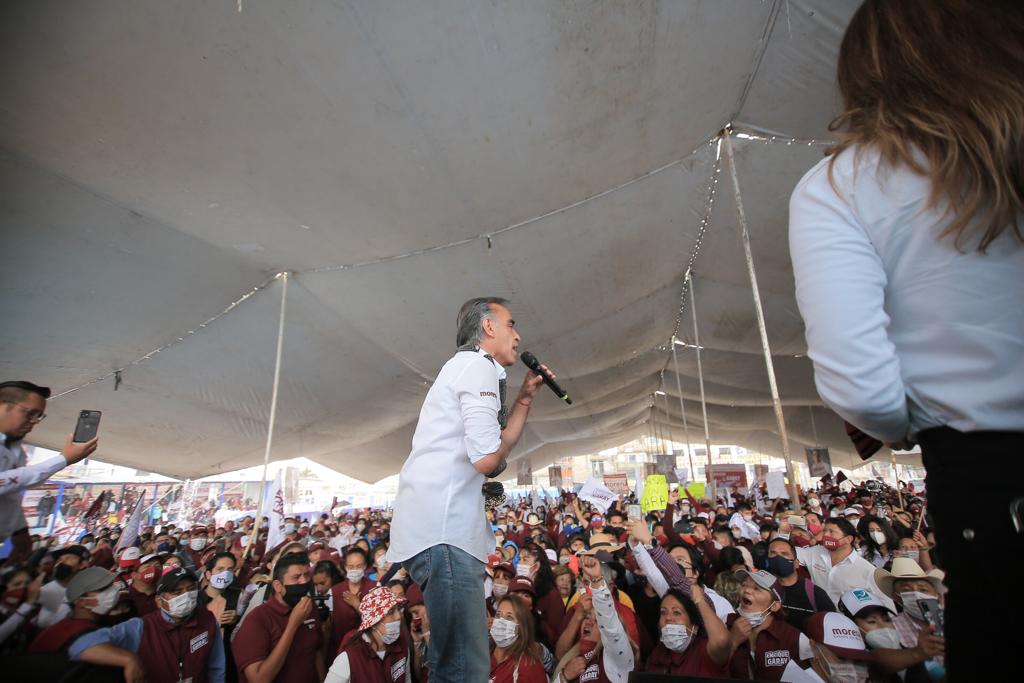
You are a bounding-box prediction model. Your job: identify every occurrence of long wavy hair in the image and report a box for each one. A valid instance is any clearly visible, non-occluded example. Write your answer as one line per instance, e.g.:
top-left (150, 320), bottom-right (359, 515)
top-left (829, 0), bottom-right (1024, 252)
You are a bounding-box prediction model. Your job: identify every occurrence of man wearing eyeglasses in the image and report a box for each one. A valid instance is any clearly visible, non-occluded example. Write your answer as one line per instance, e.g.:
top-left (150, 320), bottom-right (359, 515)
top-left (1, 381), bottom-right (99, 561)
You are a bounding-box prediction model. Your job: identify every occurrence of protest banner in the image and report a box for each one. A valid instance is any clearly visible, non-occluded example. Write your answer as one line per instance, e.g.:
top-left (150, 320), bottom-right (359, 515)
top-left (684, 482), bottom-right (707, 500)
top-left (711, 464), bottom-right (748, 493)
top-left (674, 467), bottom-right (689, 486)
top-left (579, 477), bottom-right (617, 513)
top-left (603, 473), bottom-right (629, 496)
top-left (548, 466), bottom-right (563, 490)
top-left (806, 447), bottom-right (832, 478)
top-left (656, 453), bottom-right (678, 483)
top-left (517, 459), bottom-right (533, 486)
top-left (640, 475), bottom-right (669, 514)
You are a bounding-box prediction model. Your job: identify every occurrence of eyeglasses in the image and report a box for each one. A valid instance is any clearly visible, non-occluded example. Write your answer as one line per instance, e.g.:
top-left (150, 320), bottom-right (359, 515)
top-left (6, 402), bottom-right (46, 422)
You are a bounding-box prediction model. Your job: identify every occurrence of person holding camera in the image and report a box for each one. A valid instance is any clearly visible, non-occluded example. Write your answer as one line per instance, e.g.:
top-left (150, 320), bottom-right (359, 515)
top-left (0, 381), bottom-right (99, 561)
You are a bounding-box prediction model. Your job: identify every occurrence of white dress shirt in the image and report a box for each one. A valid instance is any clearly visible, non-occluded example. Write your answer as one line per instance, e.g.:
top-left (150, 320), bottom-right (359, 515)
top-left (388, 348), bottom-right (505, 565)
top-left (789, 147), bottom-right (1024, 442)
top-left (0, 435), bottom-right (68, 542)
top-left (795, 544), bottom-right (894, 612)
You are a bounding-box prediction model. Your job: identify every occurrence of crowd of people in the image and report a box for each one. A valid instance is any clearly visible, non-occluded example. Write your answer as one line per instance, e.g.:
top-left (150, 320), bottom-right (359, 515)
top-left (1, 475), bottom-right (946, 682)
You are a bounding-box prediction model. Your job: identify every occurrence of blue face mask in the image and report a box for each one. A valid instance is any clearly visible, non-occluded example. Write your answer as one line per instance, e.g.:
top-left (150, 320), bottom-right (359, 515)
top-left (157, 541), bottom-right (174, 553)
top-left (767, 555), bottom-right (795, 578)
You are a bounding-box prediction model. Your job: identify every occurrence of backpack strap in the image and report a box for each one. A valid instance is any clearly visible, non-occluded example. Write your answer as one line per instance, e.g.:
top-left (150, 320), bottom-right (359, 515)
top-left (804, 578), bottom-right (817, 611)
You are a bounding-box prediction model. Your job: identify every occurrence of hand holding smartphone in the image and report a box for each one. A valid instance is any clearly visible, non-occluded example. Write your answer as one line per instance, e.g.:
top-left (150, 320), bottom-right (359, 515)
top-left (73, 410), bottom-right (102, 442)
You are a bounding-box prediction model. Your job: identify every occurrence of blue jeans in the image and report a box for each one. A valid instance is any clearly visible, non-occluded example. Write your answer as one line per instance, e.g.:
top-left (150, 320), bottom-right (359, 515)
top-left (405, 543), bottom-right (489, 683)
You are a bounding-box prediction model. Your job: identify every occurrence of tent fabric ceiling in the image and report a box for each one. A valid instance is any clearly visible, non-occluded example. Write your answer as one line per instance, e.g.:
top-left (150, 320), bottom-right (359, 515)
top-left (1, 1), bottom-right (914, 482)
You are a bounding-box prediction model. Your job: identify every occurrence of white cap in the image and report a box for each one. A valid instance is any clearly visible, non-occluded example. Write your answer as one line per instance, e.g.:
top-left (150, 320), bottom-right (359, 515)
top-left (839, 588), bottom-right (896, 619)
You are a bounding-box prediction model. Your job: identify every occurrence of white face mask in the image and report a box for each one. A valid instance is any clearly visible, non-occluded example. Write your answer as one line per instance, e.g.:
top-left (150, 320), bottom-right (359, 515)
top-left (284, 523), bottom-right (297, 534)
top-left (660, 623), bottom-right (693, 653)
top-left (375, 557), bottom-right (388, 569)
top-left (863, 627), bottom-right (901, 650)
top-left (515, 562), bottom-right (534, 577)
top-left (210, 570), bottom-right (234, 590)
top-left (190, 538), bottom-right (207, 551)
top-left (163, 589), bottom-right (198, 619)
top-left (559, 556), bottom-right (571, 566)
top-left (347, 569), bottom-right (365, 583)
top-left (491, 583), bottom-right (509, 598)
top-left (740, 603), bottom-right (774, 628)
top-left (83, 542), bottom-right (96, 551)
top-left (89, 584), bottom-right (121, 615)
top-left (379, 619), bottom-right (401, 645)
top-left (240, 535), bottom-right (251, 547)
top-left (898, 591), bottom-right (933, 622)
top-left (490, 617), bottom-right (518, 648)
top-left (899, 549), bottom-right (920, 563)
top-left (869, 531), bottom-right (886, 546)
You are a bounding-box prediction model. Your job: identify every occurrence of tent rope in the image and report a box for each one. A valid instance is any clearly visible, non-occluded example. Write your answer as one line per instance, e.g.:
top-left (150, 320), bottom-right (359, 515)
top-left (50, 272), bottom-right (284, 400)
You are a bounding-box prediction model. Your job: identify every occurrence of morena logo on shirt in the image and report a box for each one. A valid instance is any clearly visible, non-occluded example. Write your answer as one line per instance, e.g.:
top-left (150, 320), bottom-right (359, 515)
top-left (480, 391), bottom-right (497, 398)
top-left (580, 663), bottom-right (601, 682)
top-left (764, 649), bottom-right (791, 667)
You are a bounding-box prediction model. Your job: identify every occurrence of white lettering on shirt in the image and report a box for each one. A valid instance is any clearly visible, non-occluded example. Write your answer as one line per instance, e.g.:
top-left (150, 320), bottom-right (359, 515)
top-left (189, 631), bottom-right (209, 653)
top-left (764, 649), bottom-right (791, 668)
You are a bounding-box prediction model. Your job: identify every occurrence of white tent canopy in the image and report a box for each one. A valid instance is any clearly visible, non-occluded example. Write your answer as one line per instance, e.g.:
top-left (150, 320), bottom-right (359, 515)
top-left (0, 1), bottom-right (917, 482)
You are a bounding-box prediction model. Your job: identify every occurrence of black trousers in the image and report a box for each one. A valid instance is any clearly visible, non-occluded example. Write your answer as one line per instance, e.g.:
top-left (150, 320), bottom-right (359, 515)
top-left (917, 427), bottom-right (1022, 682)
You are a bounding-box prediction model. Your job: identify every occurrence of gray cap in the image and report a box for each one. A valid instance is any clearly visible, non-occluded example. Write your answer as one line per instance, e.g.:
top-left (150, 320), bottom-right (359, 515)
top-left (66, 567), bottom-right (116, 602)
top-left (735, 569), bottom-right (783, 603)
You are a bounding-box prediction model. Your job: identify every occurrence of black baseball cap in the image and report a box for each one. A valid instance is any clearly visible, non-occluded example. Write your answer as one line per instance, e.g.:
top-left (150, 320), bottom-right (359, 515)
top-left (156, 567), bottom-right (198, 594)
top-left (0, 381), bottom-right (51, 398)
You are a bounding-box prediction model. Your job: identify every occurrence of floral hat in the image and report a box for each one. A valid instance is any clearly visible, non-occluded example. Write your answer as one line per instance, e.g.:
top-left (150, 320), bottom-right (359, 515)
top-left (358, 586), bottom-right (407, 631)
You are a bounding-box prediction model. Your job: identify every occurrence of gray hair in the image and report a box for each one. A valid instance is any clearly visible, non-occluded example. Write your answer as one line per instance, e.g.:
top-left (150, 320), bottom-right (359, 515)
top-left (456, 297), bottom-right (509, 348)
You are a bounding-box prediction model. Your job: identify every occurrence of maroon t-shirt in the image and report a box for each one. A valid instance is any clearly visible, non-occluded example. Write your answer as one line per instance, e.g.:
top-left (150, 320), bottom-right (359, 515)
top-left (138, 607), bottom-right (219, 683)
top-left (725, 613), bottom-right (804, 681)
top-left (643, 639), bottom-right (727, 678)
top-left (127, 584), bottom-right (158, 617)
top-left (489, 653), bottom-right (547, 683)
top-left (233, 598), bottom-right (322, 683)
top-left (328, 577), bottom-right (376, 655)
top-left (342, 632), bottom-right (410, 683)
top-left (28, 617), bottom-right (97, 653)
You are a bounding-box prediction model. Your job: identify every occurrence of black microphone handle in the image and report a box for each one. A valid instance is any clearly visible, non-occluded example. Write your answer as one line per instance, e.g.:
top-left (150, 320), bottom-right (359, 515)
top-left (520, 352), bottom-right (573, 405)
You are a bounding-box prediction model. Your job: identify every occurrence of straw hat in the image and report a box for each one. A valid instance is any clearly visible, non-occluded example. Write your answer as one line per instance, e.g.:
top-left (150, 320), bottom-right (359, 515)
top-left (578, 532), bottom-right (624, 556)
top-left (874, 558), bottom-right (946, 598)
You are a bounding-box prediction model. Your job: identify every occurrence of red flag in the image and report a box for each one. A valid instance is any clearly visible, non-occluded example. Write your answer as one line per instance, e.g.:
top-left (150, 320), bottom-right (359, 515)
top-left (85, 491), bottom-right (108, 519)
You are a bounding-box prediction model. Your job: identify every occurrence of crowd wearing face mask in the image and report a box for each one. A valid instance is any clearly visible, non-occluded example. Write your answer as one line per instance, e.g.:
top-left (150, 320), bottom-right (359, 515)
top-left (0, 476), bottom-right (946, 683)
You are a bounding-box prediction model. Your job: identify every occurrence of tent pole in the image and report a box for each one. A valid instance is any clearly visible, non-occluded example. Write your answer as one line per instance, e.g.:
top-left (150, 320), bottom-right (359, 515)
top-left (722, 131), bottom-right (800, 507)
top-left (671, 342), bottom-right (696, 479)
top-left (687, 272), bottom-right (715, 503)
top-left (244, 271), bottom-right (289, 560)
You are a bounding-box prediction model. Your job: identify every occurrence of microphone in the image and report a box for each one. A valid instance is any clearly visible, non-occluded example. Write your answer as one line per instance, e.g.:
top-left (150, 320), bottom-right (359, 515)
top-left (520, 351), bottom-right (573, 405)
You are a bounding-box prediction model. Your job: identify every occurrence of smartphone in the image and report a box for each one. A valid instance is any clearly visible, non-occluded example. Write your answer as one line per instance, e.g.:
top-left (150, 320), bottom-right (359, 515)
top-left (73, 410), bottom-right (102, 443)
top-left (918, 597), bottom-right (944, 637)
top-left (627, 504), bottom-right (642, 520)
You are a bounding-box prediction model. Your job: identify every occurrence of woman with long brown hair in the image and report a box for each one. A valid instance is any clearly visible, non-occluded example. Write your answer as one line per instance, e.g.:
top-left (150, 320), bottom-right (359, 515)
top-left (789, 1), bottom-right (1023, 679)
top-left (489, 595), bottom-right (547, 683)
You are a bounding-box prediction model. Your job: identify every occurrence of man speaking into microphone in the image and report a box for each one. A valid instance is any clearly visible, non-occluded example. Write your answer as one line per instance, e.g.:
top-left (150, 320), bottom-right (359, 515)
top-left (387, 297), bottom-right (548, 683)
